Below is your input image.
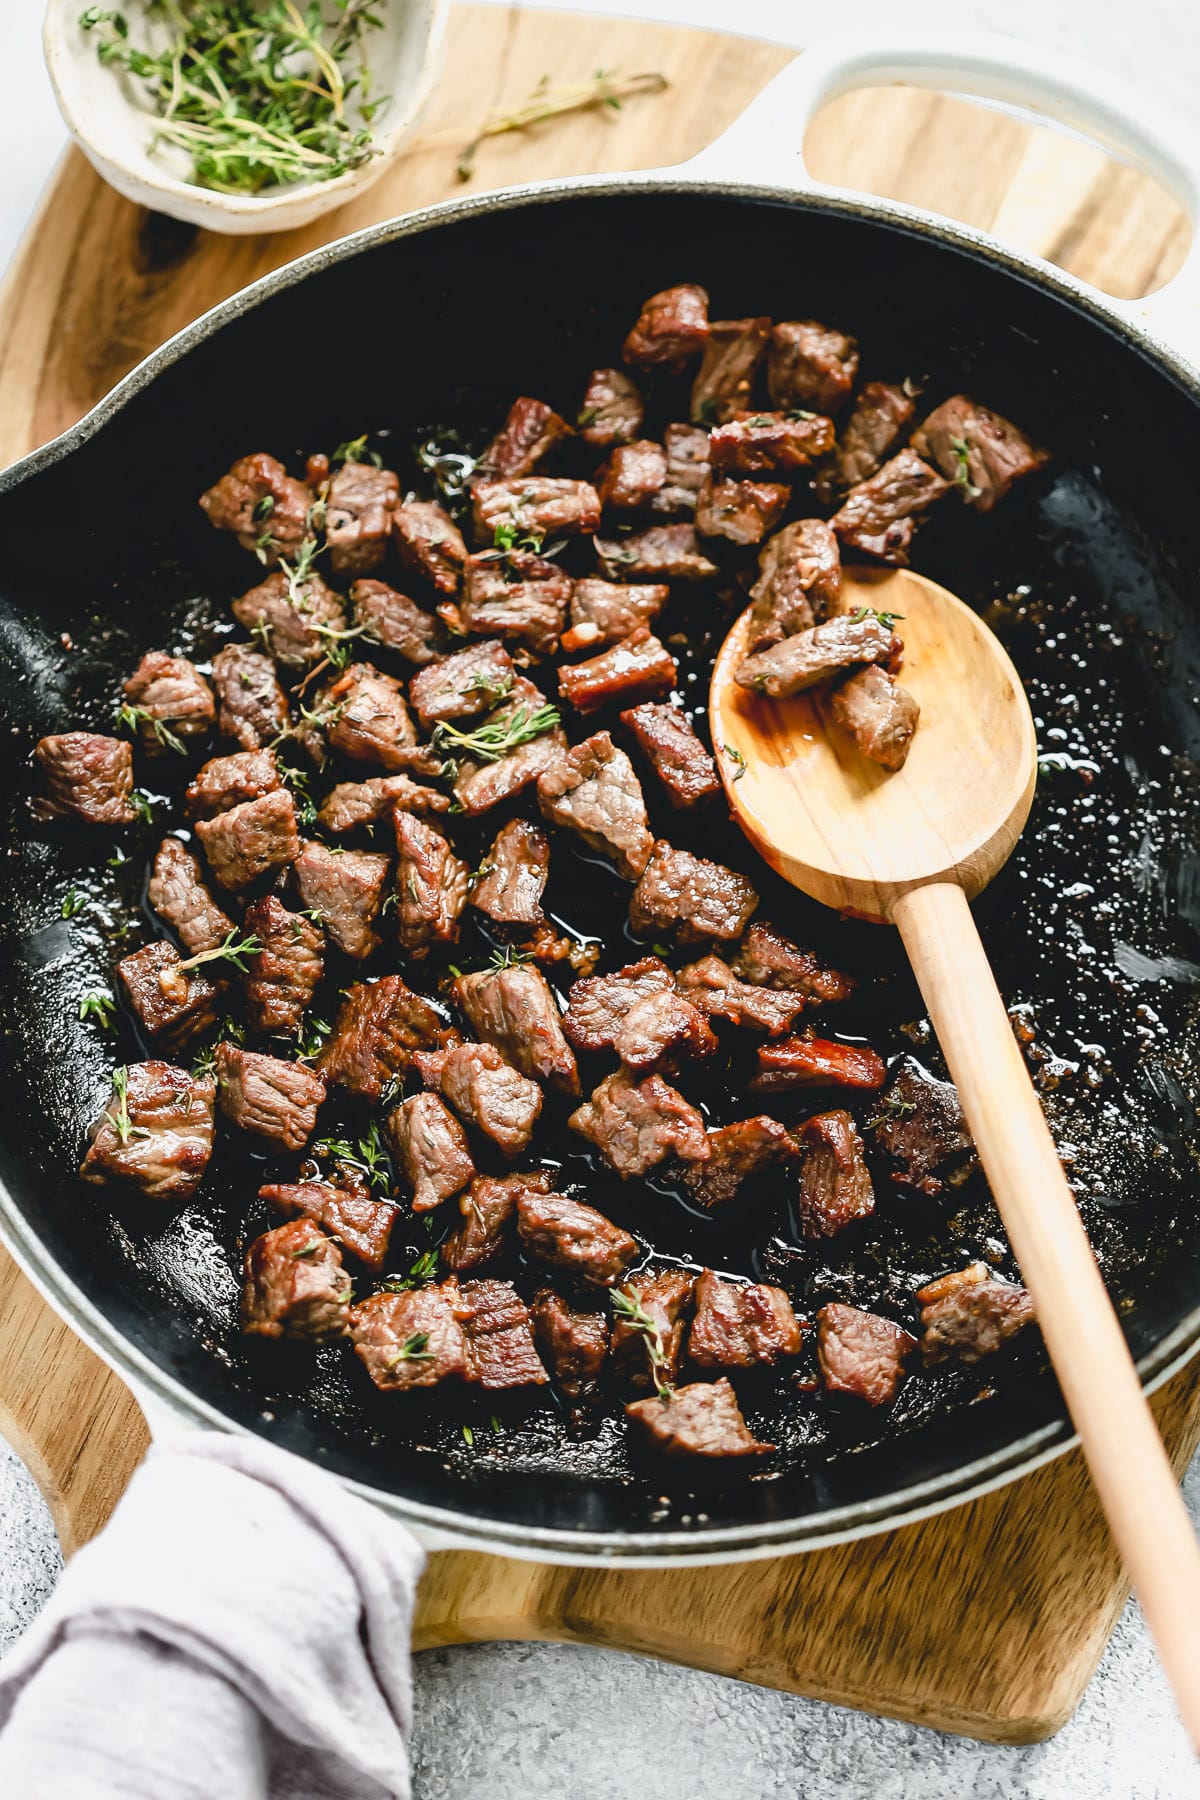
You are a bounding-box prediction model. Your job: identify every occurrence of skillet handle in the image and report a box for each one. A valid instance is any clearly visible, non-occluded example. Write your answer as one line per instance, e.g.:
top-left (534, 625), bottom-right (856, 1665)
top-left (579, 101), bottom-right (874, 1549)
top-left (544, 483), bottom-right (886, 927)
top-left (686, 30), bottom-right (1200, 371)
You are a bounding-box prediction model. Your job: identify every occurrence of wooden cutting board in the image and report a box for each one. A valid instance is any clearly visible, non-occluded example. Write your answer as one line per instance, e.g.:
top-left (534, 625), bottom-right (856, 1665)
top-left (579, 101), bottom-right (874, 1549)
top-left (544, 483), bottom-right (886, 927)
top-left (0, 3), bottom-right (1195, 1744)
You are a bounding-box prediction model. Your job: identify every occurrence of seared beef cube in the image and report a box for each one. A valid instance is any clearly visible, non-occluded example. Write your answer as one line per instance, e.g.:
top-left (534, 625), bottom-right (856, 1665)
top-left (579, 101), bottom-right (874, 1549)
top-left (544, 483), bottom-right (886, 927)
top-left (821, 381), bottom-right (916, 497)
top-left (629, 840), bottom-right (758, 947)
top-left (558, 627), bottom-right (678, 717)
top-left (622, 283), bottom-right (709, 371)
top-left (33, 732), bottom-right (135, 825)
top-left (117, 940), bottom-right (221, 1050)
top-left (564, 956), bottom-right (715, 1070)
top-left (679, 1116), bottom-right (796, 1210)
top-left (532, 1289), bottom-right (609, 1415)
top-left (562, 579), bottom-right (669, 655)
top-left (232, 568), bottom-right (345, 668)
top-left (695, 474), bottom-right (788, 546)
top-left (418, 1040), bottom-right (543, 1157)
top-left (595, 523), bottom-right (718, 585)
top-left (242, 895), bottom-right (324, 1036)
top-left (210, 644), bottom-right (288, 751)
top-left (470, 818), bottom-right (549, 928)
top-left (195, 789), bottom-right (299, 892)
top-left (471, 477), bottom-right (601, 545)
top-left (688, 1268), bottom-right (802, 1369)
top-left (351, 578), bottom-right (444, 666)
top-left (148, 837), bottom-right (234, 956)
top-left (451, 678), bottom-right (568, 815)
top-left (537, 729), bottom-right (654, 879)
top-left (918, 1271), bottom-right (1035, 1365)
top-left (578, 367), bottom-right (644, 446)
top-left (385, 1091), bottom-right (475, 1212)
top-left (185, 748), bottom-right (281, 821)
top-left (733, 921), bottom-right (855, 1005)
top-left (569, 1067), bottom-right (708, 1177)
top-left (585, 982), bottom-right (715, 1072)
top-left (122, 652), bottom-right (214, 753)
top-left (394, 811), bottom-right (470, 957)
top-left (326, 460), bottom-right (400, 577)
top-left (832, 449), bottom-right (951, 564)
top-left (752, 1035), bottom-right (886, 1093)
top-left (690, 317), bottom-right (771, 425)
top-left (735, 614), bottom-right (899, 698)
top-left (911, 394), bottom-right (1048, 511)
top-left (325, 662), bottom-right (417, 769)
top-left (516, 1190), bottom-right (639, 1287)
top-left (649, 422), bottom-right (711, 517)
top-left (391, 499), bottom-right (468, 597)
top-left (261, 1165), bottom-right (395, 1271)
top-left (620, 702), bottom-right (719, 809)
top-left (350, 1286), bottom-right (469, 1392)
top-left (442, 1171), bottom-right (550, 1272)
top-left (318, 773), bottom-right (449, 834)
top-left (627, 1378), bottom-right (773, 1458)
top-left (796, 1110), bottom-right (875, 1237)
top-left (199, 452), bottom-right (311, 566)
top-left (596, 439), bottom-right (667, 513)
top-left (215, 1042), bottom-right (325, 1151)
top-left (747, 519), bottom-right (842, 648)
top-left (242, 1219), bottom-right (350, 1342)
top-left (294, 841), bottom-right (390, 960)
top-left (460, 553), bottom-right (573, 654)
top-left (80, 1060), bottom-right (216, 1202)
top-left (453, 964), bottom-right (579, 1096)
top-left (817, 1303), bottom-right (914, 1405)
top-left (452, 1277), bottom-right (548, 1389)
top-left (872, 1057), bottom-right (977, 1197)
top-left (408, 640), bottom-right (514, 732)
top-left (677, 955), bottom-right (806, 1035)
top-left (319, 975), bottom-right (446, 1099)
top-left (826, 664), bottom-right (920, 771)
top-left (611, 1268), bottom-right (694, 1390)
top-left (478, 396), bottom-right (572, 479)
top-left (709, 408), bottom-right (835, 474)
top-left (767, 321), bottom-right (859, 415)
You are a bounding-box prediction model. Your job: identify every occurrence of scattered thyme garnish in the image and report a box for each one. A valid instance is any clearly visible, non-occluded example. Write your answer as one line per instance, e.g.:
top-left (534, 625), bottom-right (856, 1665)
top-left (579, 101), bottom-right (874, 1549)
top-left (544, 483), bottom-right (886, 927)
top-left (611, 1286), bottom-right (675, 1400)
top-left (311, 618), bottom-right (368, 672)
top-left (104, 1065), bottom-right (135, 1146)
top-left (115, 702), bottom-right (186, 756)
top-left (78, 990), bottom-right (116, 1030)
top-left (314, 1120), bottom-right (392, 1194)
top-left (461, 1423), bottom-right (475, 1447)
top-left (456, 68), bottom-right (669, 182)
top-left (60, 888), bottom-right (86, 920)
top-left (331, 433), bottom-right (383, 468)
top-left (723, 744), bottom-right (747, 781)
top-left (386, 1331), bottom-right (434, 1368)
top-left (276, 758), bottom-right (318, 826)
top-left (378, 1247), bottom-right (441, 1294)
top-left (849, 606), bottom-right (905, 632)
top-left (175, 929), bottom-right (262, 976)
top-left (466, 670), bottom-right (515, 705)
top-left (488, 943), bottom-right (533, 971)
top-left (865, 1093), bottom-right (917, 1130)
top-left (948, 436), bottom-right (982, 499)
top-left (129, 789), bottom-right (155, 825)
top-left (291, 1238), bottom-right (326, 1261)
top-left (492, 519), bottom-right (545, 555)
top-left (295, 1016), bottom-right (331, 1062)
top-left (430, 702), bottom-right (560, 767)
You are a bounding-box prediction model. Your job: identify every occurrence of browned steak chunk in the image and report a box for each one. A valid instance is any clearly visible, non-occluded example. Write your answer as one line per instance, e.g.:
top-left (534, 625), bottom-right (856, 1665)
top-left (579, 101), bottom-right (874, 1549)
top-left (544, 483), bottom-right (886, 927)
top-left (709, 408), bottom-right (835, 473)
top-left (821, 381), bottom-right (916, 497)
top-left (694, 473), bottom-right (788, 546)
top-left (122, 652), bottom-right (214, 754)
top-left (294, 841), bottom-right (390, 960)
top-left (408, 640), bottom-right (515, 731)
top-left (747, 519), bottom-right (842, 648)
top-left (826, 664), bottom-right (920, 771)
top-left (871, 1057), bottom-right (977, 1197)
top-left (564, 956), bottom-right (716, 1070)
top-left (478, 396), bottom-right (573, 480)
top-left (446, 675), bottom-right (567, 816)
top-left (391, 500), bottom-right (468, 597)
top-left (460, 553), bottom-right (572, 653)
top-left (622, 283), bottom-right (709, 371)
top-left (768, 321), bottom-right (859, 415)
top-left (417, 1040), bottom-right (543, 1157)
top-left (469, 818), bottom-right (550, 928)
top-left (326, 460), bottom-right (400, 577)
top-left (185, 748), bottom-right (281, 821)
top-left (690, 317), bottom-right (771, 424)
top-left (679, 1116), bottom-right (796, 1210)
top-left (195, 789), bottom-right (300, 892)
top-left (385, 1092), bottom-right (475, 1212)
top-left (350, 578), bottom-right (444, 666)
top-left (569, 1068), bottom-right (708, 1177)
top-left (578, 366), bottom-right (645, 446)
top-left (918, 1269), bottom-right (1035, 1365)
top-left (215, 1043), bottom-right (325, 1151)
top-left (754, 1036), bottom-right (886, 1093)
top-left (537, 729), bottom-right (654, 879)
top-left (832, 448), bottom-right (951, 564)
top-left (232, 568), bottom-right (345, 668)
top-left (317, 773), bottom-right (449, 834)
top-left (796, 1110), bottom-right (875, 1238)
top-left (261, 1166), bottom-right (395, 1271)
top-left (441, 1171), bottom-right (551, 1272)
top-left (595, 523), bottom-right (718, 585)
top-left (199, 452), bottom-right (311, 566)
top-left (350, 1286), bottom-right (469, 1391)
top-left (210, 644), bottom-right (288, 751)
top-left (117, 940), bottom-right (221, 1050)
top-left (650, 422), bottom-right (711, 516)
top-left (393, 811), bottom-right (470, 957)
top-left (319, 976), bottom-right (446, 1099)
top-left (323, 662), bottom-right (416, 769)
top-left (558, 627), bottom-right (678, 717)
top-left (80, 1061), bottom-right (216, 1202)
top-left (817, 1303), bottom-right (914, 1405)
top-left (242, 1219), bottom-right (351, 1342)
top-left (620, 703), bottom-right (719, 810)
top-left (596, 440), bottom-right (667, 513)
top-left (733, 921), bottom-right (855, 1005)
top-left (735, 614), bottom-right (899, 698)
top-left (561, 578), bottom-right (669, 655)
top-left (629, 840), bottom-right (758, 946)
top-left (677, 955), bottom-right (807, 1035)
top-left (516, 1190), bottom-right (639, 1287)
top-left (611, 1268), bottom-right (695, 1390)
top-left (453, 1278), bottom-right (548, 1388)
top-left (688, 1268), bottom-right (802, 1369)
top-left (911, 394), bottom-right (1048, 511)
top-left (471, 477), bottom-right (601, 545)
top-left (532, 1289), bottom-right (610, 1419)
top-left (627, 1378), bottom-right (774, 1458)
top-left (148, 837), bottom-right (235, 956)
top-left (453, 964), bottom-right (579, 1096)
top-left (33, 732), bottom-right (135, 824)
top-left (242, 895), bottom-right (324, 1036)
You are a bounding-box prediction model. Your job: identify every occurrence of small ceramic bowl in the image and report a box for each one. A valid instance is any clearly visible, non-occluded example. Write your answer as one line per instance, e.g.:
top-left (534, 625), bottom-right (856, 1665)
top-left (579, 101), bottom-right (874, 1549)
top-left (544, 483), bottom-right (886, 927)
top-left (43, 0), bottom-right (448, 234)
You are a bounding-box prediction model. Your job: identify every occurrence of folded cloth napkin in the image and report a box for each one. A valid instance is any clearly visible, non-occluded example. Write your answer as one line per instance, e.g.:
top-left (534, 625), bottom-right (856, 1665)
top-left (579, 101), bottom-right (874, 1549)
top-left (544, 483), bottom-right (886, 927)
top-left (0, 1432), bottom-right (426, 1800)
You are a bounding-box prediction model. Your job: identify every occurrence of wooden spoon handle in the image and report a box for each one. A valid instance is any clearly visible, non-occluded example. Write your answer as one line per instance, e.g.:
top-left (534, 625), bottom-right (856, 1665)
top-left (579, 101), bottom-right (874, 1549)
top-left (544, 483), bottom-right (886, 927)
top-left (892, 878), bottom-right (1200, 1747)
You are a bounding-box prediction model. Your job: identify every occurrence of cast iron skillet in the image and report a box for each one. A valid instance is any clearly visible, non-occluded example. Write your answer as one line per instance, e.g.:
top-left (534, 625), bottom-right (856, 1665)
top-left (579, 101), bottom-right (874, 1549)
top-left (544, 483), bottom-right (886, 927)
top-left (2, 35), bottom-right (1200, 1564)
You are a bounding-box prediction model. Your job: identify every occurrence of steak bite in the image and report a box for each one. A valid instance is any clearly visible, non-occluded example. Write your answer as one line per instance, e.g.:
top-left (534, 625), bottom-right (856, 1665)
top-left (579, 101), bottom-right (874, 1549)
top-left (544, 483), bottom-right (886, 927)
top-left (832, 448), bottom-right (951, 565)
top-left (627, 1378), bottom-right (774, 1459)
top-left (650, 422), bottom-right (711, 516)
top-left (459, 553), bottom-right (573, 654)
top-left (148, 837), bottom-right (235, 956)
top-left (821, 380), bottom-right (916, 497)
top-left (629, 840), bottom-right (758, 947)
top-left (471, 477), bottom-right (601, 545)
top-left (33, 732), bottom-right (135, 825)
top-left (569, 1067), bottom-right (709, 1177)
top-left (385, 1091), bottom-right (475, 1212)
top-left (477, 395), bottom-right (572, 480)
top-left (679, 1116), bottom-right (796, 1210)
top-left (324, 661), bottom-right (417, 769)
top-left (185, 747), bottom-right (281, 822)
top-left (688, 1269), bottom-right (803, 1369)
top-left (767, 320), bottom-right (859, 415)
top-left (871, 1057), bottom-right (977, 1197)
top-left (442, 1170), bottom-right (550, 1272)
top-left (735, 614), bottom-right (899, 699)
top-left (694, 474), bottom-right (789, 546)
top-left (261, 1165), bottom-right (396, 1271)
top-left (578, 366), bottom-right (645, 446)
top-left (350, 1286), bottom-right (469, 1392)
top-left (536, 730), bottom-right (654, 879)
top-left (391, 499), bottom-right (468, 597)
top-left (242, 1220), bottom-right (351, 1343)
top-left (562, 578), bottom-right (669, 655)
top-left (469, 818), bottom-right (550, 929)
top-left (564, 956), bottom-right (716, 1071)
top-left (326, 459), bottom-right (400, 577)
top-left (319, 975), bottom-right (446, 1099)
top-left (195, 788), bottom-right (300, 892)
top-left (242, 895), bottom-right (324, 1036)
top-left (611, 1269), bottom-right (695, 1390)
top-left (918, 1268), bottom-right (1036, 1365)
top-left (199, 452), bottom-right (311, 565)
top-left (753, 1035), bottom-right (886, 1093)
top-left (595, 523), bottom-right (718, 585)
top-left (446, 676), bottom-right (568, 816)
top-left (214, 1042), bottom-right (325, 1151)
top-left (408, 639), bottom-right (515, 731)
top-left (596, 439), bottom-right (667, 514)
top-left (80, 1060), bottom-right (216, 1202)
top-left (733, 920), bottom-right (855, 1005)
top-left (690, 316), bottom-right (771, 425)
top-left (622, 283), bottom-right (709, 371)
top-left (122, 652), bottom-right (214, 753)
top-left (117, 941), bottom-right (222, 1050)
top-left (453, 964), bottom-right (579, 1096)
top-left (817, 1303), bottom-right (915, 1405)
top-left (232, 567), bottom-right (345, 669)
top-left (557, 628), bottom-right (678, 717)
top-left (210, 644), bottom-right (289, 751)
top-left (911, 394), bottom-right (1048, 511)
top-left (676, 954), bottom-right (807, 1035)
top-left (516, 1189), bottom-right (640, 1287)
top-left (294, 841), bottom-right (390, 960)
top-left (350, 578), bottom-right (444, 666)
top-left (532, 1289), bottom-right (610, 1419)
top-left (417, 1040), bottom-right (543, 1157)
top-left (826, 664), bottom-right (920, 772)
top-left (620, 702), bottom-right (719, 809)
top-left (453, 1278), bottom-right (549, 1389)
top-left (317, 773), bottom-right (449, 834)
top-left (394, 811), bottom-right (470, 958)
top-left (747, 519), bottom-right (842, 648)
top-left (709, 408), bottom-right (836, 474)
top-left (795, 1110), bottom-right (875, 1238)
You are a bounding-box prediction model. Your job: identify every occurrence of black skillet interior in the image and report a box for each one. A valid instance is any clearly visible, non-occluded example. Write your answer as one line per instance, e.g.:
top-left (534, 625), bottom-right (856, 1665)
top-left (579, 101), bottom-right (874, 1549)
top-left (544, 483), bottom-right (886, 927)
top-left (1, 187), bottom-right (1200, 1550)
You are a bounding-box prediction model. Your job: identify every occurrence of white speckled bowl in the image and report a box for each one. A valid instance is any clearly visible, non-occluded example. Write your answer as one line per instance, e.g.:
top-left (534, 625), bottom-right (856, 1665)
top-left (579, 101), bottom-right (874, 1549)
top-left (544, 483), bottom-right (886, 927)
top-left (43, 0), bottom-right (448, 234)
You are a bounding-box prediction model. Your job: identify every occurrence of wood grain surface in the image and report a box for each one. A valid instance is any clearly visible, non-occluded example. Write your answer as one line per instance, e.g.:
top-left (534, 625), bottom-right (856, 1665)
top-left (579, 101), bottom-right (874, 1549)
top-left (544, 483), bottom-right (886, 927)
top-left (0, 3), bottom-right (1195, 1743)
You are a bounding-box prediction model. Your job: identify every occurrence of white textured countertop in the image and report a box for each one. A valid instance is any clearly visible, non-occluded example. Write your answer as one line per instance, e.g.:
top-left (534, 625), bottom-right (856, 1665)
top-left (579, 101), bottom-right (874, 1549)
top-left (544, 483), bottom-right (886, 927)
top-left (3, 3), bottom-right (1200, 1795)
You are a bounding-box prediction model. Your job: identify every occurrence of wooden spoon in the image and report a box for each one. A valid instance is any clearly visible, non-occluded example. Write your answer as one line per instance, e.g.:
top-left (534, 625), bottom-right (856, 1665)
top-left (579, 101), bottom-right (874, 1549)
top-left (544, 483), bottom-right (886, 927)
top-left (711, 564), bottom-right (1200, 1745)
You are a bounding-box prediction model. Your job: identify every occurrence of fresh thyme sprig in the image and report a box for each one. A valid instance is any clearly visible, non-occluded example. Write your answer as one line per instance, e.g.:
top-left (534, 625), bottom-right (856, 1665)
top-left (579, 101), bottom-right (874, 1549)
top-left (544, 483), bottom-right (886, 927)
top-left (103, 1065), bottom-right (145, 1147)
top-left (456, 68), bottom-right (669, 182)
top-left (295, 1015), bottom-right (331, 1062)
top-left (332, 433), bottom-right (382, 468)
top-left (722, 743), bottom-right (747, 782)
top-left (488, 943), bottom-right (533, 972)
top-left (377, 1247), bottom-right (441, 1293)
top-left (115, 702), bottom-right (186, 756)
top-left (79, 990), bottom-right (117, 1030)
top-left (386, 1330), bottom-right (434, 1369)
top-left (430, 702), bottom-right (560, 769)
top-left (466, 670), bottom-right (515, 705)
top-left (276, 758), bottom-right (318, 827)
top-left (865, 1092), bottom-right (917, 1130)
top-left (314, 1120), bottom-right (392, 1194)
top-left (948, 436), bottom-right (982, 499)
top-left (849, 606), bottom-right (905, 632)
top-left (60, 888), bottom-right (87, 920)
top-left (175, 929), bottom-right (262, 977)
top-left (611, 1286), bottom-right (675, 1400)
